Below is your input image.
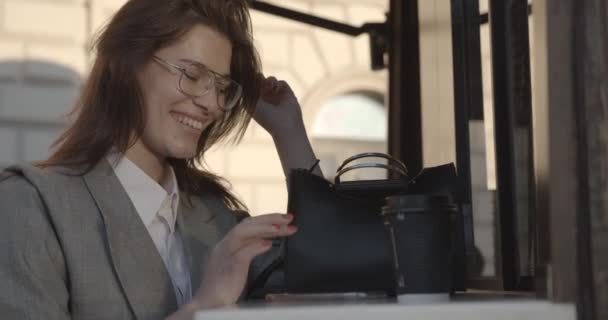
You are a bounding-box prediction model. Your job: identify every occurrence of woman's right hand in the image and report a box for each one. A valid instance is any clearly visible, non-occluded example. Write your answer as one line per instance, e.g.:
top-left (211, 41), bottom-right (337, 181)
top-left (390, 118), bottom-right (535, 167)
top-left (193, 213), bottom-right (297, 309)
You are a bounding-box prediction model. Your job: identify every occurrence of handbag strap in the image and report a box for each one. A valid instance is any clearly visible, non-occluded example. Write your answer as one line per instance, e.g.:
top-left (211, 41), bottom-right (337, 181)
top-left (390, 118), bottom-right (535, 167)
top-left (335, 153), bottom-right (408, 184)
top-left (335, 163), bottom-right (408, 184)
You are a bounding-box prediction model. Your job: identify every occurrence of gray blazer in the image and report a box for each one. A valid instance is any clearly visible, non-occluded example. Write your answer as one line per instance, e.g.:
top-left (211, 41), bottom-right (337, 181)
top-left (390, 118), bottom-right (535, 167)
top-left (0, 160), bottom-right (277, 320)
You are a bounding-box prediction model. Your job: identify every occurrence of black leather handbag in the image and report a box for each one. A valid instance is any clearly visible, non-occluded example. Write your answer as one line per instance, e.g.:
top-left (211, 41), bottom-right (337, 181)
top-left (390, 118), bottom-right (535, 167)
top-left (247, 153), bottom-right (463, 296)
top-left (285, 153), bottom-right (409, 293)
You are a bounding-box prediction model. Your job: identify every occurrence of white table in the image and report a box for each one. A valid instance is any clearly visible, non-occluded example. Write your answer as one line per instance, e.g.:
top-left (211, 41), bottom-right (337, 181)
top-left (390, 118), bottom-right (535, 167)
top-left (194, 293), bottom-right (575, 320)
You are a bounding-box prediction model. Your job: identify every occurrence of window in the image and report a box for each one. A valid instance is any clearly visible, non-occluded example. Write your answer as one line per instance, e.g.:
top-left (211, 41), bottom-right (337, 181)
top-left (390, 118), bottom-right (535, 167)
top-left (311, 92), bottom-right (387, 141)
top-left (310, 91), bottom-right (388, 181)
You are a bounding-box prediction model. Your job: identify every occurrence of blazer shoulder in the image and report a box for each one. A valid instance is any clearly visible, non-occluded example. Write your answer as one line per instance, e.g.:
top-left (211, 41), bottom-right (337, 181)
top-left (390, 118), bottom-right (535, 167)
top-left (0, 173), bottom-right (49, 231)
top-left (1, 163), bottom-right (83, 189)
top-left (0, 172), bottom-right (40, 201)
top-left (0, 163), bottom-right (87, 215)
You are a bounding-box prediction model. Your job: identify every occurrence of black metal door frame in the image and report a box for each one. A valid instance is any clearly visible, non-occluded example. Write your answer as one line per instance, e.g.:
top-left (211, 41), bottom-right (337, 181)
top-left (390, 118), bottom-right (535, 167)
top-left (488, 0), bottom-right (535, 291)
top-left (450, 0), bottom-right (484, 290)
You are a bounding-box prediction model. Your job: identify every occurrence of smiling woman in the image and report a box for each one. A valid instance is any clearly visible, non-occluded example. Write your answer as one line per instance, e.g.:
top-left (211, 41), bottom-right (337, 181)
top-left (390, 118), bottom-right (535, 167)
top-left (133, 24), bottom-right (235, 166)
top-left (42, 0), bottom-right (262, 201)
top-left (0, 0), bottom-right (322, 319)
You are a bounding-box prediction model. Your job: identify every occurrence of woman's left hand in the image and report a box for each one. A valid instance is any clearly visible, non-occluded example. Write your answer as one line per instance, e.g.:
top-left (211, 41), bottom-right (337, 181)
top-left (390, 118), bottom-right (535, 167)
top-left (253, 75), bottom-right (306, 139)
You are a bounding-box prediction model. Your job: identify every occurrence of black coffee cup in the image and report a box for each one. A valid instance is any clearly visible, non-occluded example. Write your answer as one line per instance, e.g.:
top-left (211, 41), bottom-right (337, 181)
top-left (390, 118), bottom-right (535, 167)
top-left (382, 194), bottom-right (456, 304)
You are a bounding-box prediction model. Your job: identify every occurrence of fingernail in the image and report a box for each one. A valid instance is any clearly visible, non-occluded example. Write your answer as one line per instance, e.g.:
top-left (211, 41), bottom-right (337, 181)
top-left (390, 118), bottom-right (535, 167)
top-left (288, 225), bottom-right (298, 232)
top-left (285, 213), bottom-right (294, 220)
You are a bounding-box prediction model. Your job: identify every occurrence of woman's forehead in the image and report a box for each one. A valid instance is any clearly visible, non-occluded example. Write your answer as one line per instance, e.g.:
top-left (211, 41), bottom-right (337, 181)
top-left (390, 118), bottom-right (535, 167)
top-left (162, 24), bottom-right (232, 76)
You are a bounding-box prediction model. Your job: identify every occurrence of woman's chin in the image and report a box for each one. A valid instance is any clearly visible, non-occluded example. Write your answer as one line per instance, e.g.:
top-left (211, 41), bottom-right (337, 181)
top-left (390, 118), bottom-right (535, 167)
top-left (166, 145), bottom-right (198, 160)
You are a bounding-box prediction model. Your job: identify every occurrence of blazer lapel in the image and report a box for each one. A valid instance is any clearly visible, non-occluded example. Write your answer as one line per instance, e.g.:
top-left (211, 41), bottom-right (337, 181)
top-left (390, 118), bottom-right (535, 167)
top-left (83, 160), bottom-right (177, 319)
top-left (177, 194), bottom-right (224, 294)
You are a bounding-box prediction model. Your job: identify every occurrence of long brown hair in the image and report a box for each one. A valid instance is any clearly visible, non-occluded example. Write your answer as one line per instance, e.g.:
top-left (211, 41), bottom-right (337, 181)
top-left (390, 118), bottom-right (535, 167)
top-left (41, 0), bottom-right (262, 210)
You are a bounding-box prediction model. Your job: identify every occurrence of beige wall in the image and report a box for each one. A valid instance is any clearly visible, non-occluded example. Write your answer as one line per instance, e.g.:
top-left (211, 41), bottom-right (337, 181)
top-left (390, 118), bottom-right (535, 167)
top-left (418, 0), bottom-right (457, 169)
top-left (0, 0), bottom-right (389, 216)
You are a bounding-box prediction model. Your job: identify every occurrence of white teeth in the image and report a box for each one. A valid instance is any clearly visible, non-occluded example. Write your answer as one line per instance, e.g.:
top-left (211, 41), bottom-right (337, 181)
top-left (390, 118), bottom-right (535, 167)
top-left (174, 113), bottom-right (203, 131)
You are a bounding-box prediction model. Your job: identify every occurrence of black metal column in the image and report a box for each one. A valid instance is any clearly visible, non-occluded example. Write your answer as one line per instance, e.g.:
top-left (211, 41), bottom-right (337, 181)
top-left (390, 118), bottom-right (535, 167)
top-left (388, 0), bottom-right (422, 175)
top-left (489, 0), bottom-right (535, 291)
top-left (451, 0), bottom-right (483, 291)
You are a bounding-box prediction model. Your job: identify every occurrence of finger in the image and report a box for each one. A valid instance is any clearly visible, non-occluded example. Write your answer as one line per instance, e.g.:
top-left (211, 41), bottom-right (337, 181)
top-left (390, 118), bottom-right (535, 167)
top-left (224, 215), bottom-right (296, 252)
top-left (271, 77), bottom-right (282, 91)
top-left (276, 80), bottom-right (288, 89)
top-left (256, 72), bottom-right (266, 83)
top-left (260, 77), bottom-right (273, 93)
top-left (267, 76), bottom-right (278, 84)
top-left (232, 239), bottom-right (274, 265)
top-left (261, 76), bottom-right (275, 88)
top-left (229, 217), bottom-right (296, 243)
top-left (271, 79), bottom-right (284, 92)
top-left (241, 213), bottom-right (293, 226)
top-left (233, 219), bottom-right (296, 240)
top-left (259, 85), bottom-right (273, 99)
top-left (260, 78), bottom-right (279, 100)
top-left (276, 80), bottom-right (294, 95)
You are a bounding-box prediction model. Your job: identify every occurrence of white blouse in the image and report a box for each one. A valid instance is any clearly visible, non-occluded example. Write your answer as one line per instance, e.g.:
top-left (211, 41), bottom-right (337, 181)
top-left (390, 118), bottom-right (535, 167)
top-left (107, 154), bottom-right (192, 306)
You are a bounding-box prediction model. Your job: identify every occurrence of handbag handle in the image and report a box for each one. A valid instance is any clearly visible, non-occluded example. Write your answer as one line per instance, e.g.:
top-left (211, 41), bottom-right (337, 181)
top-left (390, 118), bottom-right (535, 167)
top-left (335, 153), bottom-right (408, 184)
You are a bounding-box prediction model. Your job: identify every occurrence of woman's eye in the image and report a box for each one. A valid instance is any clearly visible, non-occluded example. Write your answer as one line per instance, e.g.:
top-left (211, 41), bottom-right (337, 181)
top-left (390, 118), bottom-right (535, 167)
top-left (216, 82), bottom-right (229, 93)
top-left (183, 71), bottom-right (200, 81)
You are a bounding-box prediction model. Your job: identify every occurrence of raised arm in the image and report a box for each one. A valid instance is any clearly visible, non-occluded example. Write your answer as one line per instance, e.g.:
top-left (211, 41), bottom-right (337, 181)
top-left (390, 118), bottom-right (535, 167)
top-left (253, 76), bottom-right (324, 181)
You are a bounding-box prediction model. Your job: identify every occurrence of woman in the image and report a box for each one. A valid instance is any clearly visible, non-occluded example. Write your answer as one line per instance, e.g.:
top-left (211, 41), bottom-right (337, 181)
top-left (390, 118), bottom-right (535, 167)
top-left (0, 0), bottom-right (321, 319)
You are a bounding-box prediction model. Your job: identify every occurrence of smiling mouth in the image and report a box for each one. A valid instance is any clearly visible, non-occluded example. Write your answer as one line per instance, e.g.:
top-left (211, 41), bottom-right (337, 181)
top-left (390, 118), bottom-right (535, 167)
top-left (171, 112), bottom-right (205, 132)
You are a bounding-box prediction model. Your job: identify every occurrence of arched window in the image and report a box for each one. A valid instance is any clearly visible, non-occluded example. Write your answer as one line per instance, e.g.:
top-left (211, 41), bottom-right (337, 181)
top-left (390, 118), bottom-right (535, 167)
top-left (311, 91), bottom-right (387, 141)
top-left (310, 91), bottom-right (388, 180)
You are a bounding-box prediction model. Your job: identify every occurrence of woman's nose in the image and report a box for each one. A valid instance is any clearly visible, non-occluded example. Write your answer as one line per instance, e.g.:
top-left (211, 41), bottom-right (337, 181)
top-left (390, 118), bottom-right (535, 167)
top-left (192, 89), bottom-right (221, 114)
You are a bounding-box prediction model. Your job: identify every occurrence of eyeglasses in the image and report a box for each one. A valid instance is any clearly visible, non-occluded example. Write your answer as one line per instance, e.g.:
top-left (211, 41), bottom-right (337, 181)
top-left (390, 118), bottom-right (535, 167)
top-left (152, 56), bottom-right (243, 111)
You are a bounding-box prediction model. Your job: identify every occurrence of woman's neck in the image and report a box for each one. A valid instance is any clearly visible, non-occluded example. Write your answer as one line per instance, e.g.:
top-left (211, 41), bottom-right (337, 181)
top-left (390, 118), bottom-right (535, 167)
top-left (124, 140), bottom-right (169, 184)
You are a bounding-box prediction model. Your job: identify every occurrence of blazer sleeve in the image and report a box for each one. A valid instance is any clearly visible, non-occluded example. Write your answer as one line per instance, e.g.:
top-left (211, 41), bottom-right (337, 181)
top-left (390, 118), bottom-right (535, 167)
top-left (0, 175), bottom-right (71, 320)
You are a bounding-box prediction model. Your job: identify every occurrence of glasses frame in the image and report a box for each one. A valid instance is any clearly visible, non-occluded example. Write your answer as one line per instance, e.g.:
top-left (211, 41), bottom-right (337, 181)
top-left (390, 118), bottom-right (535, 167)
top-left (151, 55), bottom-right (243, 111)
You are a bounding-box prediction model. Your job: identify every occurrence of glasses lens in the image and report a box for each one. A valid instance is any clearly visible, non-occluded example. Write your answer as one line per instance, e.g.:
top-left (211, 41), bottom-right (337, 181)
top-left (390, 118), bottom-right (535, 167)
top-left (219, 81), bottom-right (243, 111)
top-left (179, 65), bottom-right (213, 96)
top-left (178, 64), bottom-right (243, 111)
